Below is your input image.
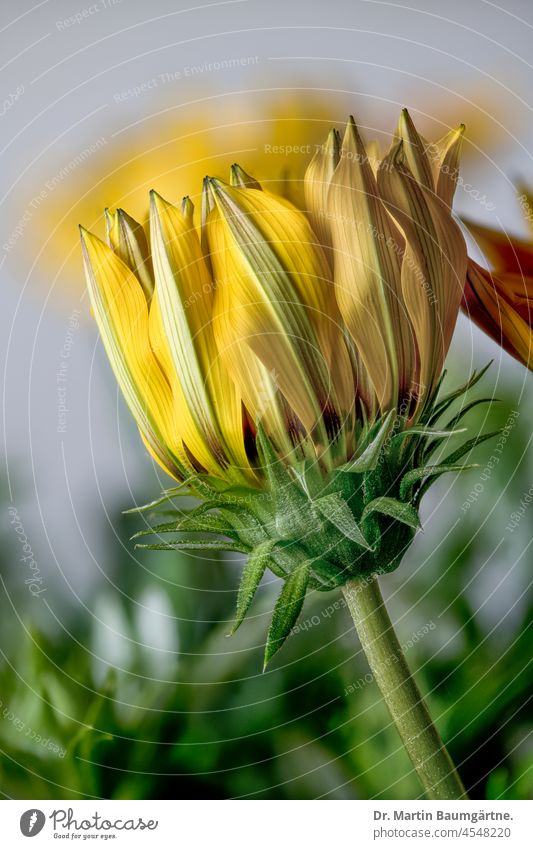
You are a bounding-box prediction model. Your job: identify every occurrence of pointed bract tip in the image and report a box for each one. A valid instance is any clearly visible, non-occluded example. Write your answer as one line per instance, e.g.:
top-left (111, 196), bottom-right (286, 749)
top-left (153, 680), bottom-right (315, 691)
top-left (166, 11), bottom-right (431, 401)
top-left (115, 208), bottom-right (134, 235)
top-left (79, 225), bottom-right (98, 253)
top-left (325, 127), bottom-right (341, 158)
top-left (202, 175), bottom-right (219, 200)
top-left (397, 109), bottom-right (421, 142)
top-left (149, 188), bottom-right (159, 210)
top-left (263, 644), bottom-right (277, 671)
top-left (342, 115), bottom-right (363, 146)
top-left (230, 163), bottom-right (262, 190)
top-left (345, 115), bottom-right (357, 139)
top-left (206, 175), bottom-right (225, 191)
top-left (150, 188), bottom-right (172, 207)
top-left (149, 189), bottom-right (173, 220)
top-left (343, 114), bottom-right (366, 157)
top-left (201, 177), bottom-right (216, 225)
top-left (392, 137), bottom-right (405, 161)
top-left (229, 163), bottom-right (244, 185)
top-left (181, 195), bottom-right (194, 218)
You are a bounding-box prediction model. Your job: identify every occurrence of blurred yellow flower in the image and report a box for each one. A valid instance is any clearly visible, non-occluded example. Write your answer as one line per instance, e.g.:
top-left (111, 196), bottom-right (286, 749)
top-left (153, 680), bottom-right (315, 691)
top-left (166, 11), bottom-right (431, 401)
top-left (14, 93), bottom-right (349, 299)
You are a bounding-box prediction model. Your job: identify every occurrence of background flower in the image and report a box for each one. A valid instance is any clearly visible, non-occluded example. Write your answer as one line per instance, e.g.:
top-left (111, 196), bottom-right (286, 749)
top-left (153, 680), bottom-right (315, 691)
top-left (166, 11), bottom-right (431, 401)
top-left (464, 210), bottom-right (533, 368)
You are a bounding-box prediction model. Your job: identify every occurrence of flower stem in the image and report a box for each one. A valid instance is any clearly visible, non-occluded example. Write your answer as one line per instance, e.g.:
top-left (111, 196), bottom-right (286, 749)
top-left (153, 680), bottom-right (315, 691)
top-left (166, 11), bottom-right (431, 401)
top-left (342, 576), bottom-right (467, 800)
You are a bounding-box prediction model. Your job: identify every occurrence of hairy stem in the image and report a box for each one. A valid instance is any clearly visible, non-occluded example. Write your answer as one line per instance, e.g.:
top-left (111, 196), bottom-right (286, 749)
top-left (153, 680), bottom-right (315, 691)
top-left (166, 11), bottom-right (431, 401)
top-left (342, 575), bottom-right (468, 800)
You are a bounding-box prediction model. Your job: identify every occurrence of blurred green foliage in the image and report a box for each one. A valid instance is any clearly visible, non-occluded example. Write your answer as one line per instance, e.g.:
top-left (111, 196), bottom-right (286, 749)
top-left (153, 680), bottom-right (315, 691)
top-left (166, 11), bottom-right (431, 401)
top-left (0, 368), bottom-right (531, 800)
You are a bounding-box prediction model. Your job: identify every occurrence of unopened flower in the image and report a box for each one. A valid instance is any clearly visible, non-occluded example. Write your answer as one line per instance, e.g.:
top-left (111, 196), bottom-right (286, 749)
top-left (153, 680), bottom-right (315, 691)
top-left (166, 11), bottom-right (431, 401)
top-left (81, 111), bottom-right (487, 663)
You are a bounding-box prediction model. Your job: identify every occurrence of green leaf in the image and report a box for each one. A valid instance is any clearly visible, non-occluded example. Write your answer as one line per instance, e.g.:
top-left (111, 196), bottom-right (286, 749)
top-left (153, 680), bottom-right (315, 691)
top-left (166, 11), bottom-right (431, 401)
top-left (427, 367), bottom-right (447, 405)
top-left (184, 475), bottom-right (222, 500)
top-left (289, 457), bottom-right (324, 500)
top-left (218, 504), bottom-right (268, 544)
top-left (440, 430), bottom-right (501, 467)
top-left (392, 426), bottom-right (466, 442)
top-left (400, 463), bottom-right (477, 500)
top-left (256, 423), bottom-right (315, 536)
top-left (399, 426), bottom-right (500, 499)
top-left (426, 361), bottom-right (492, 425)
top-left (153, 500), bottom-right (221, 517)
top-left (123, 483), bottom-right (193, 513)
top-left (338, 410), bottom-right (396, 473)
top-left (264, 564), bottom-right (310, 668)
top-left (68, 670), bottom-right (116, 753)
top-left (485, 768), bottom-right (512, 801)
top-left (362, 497), bottom-right (421, 529)
top-left (442, 397), bottom-right (498, 431)
top-left (314, 492), bottom-right (373, 550)
top-left (256, 424), bottom-right (301, 493)
top-left (230, 540), bottom-right (276, 635)
top-left (131, 513), bottom-right (238, 540)
top-left (135, 539), bottom-right (249, 553)
top-left (422, 399), bottom-right (497, 461)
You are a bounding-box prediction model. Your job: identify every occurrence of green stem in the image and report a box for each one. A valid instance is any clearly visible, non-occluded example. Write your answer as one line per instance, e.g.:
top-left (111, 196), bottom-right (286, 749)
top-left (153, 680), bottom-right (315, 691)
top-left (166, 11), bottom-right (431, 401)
top-left (342, 575), bottom-right (467, 800)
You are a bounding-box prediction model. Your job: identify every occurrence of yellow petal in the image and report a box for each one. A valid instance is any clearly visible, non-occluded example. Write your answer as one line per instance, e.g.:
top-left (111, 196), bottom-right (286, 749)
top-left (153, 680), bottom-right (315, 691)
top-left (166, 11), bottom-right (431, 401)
top-left (378, 139), bottom-right (467, 403)
top-left (105, 208), bottom-right (154, 300)
top-left (395, 109), bottom-right (434, 191)
top-left (210, 325), bottom-right (300, 459)
top-left (328, 117), bottom-right (414, 411)
top-left (149, 191), bottom-right (253, 481)
top-left (364, 139), bottom-right (382, 177)
top-left (304, 127), bottom-right (341, 252)
top-left (205, 178), bottom-right (348, 459)
top-left (426, 124), bottom-right (465, 207)
top-left (80, 227), bottom-right (185, 479)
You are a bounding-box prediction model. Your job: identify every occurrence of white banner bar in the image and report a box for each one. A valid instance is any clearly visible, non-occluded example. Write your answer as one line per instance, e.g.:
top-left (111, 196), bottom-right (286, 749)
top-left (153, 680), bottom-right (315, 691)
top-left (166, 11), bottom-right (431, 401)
top-left (1, 799), bottom-right (530, 847)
